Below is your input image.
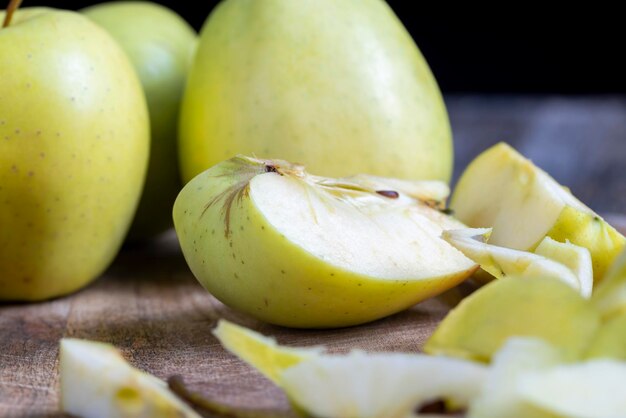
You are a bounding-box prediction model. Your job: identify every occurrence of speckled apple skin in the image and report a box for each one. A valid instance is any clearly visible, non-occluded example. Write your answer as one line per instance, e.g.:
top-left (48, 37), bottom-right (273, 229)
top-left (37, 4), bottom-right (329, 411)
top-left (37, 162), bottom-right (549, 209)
top-left (0, 9), bottom-right (149, 300)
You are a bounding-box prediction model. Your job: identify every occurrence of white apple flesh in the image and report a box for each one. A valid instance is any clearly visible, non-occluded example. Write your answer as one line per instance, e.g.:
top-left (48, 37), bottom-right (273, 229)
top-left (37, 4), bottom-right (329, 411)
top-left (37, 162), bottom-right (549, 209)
top-left (59, 339), bottom-right (200, 418)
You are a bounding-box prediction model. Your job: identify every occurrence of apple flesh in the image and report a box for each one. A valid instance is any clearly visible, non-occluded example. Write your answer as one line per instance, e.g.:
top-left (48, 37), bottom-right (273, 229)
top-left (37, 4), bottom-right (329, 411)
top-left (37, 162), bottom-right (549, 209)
top-left (592, 248), bottom-right (626, 320)
top-left (282, 352), bottom-right (485, 418)
top-left (517, 360), bottom-right (626, 418)
top-left (213, 320), bottom-right (486, 418)
top-left (173, 156), bottom-right (476, 328)
top-left (0, 8), bottom-right (149, 300)
top-left (179, 0), bottom-right (452, 183)
top-left (451, 142), bottom-right (625, 283)
top-left (59, 339), bottom-right (200, 418)
top-left (82, 1), bottom-right (197, 240)
top-left (443, 228), bottom-right (593, 298)
top-left (585, 312), bottom-right (626, 360)
top-left (468, 337), bottom-right (563, 418)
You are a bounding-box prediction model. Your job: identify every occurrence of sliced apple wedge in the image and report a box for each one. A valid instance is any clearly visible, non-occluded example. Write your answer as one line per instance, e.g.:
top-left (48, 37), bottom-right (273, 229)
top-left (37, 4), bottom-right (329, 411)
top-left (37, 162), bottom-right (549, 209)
top-left (59, 339), bottom-right (200, 418)
top-left (212, 320), bottom-right (486, 418)
top-left (423, 277), bottom-right (601, 362)
top-left (174, 156), bottom-right (477, 328)
top-left (442, 228), bottom-right (593, 298)
top-left (451, 142), bottom-right (625, 283)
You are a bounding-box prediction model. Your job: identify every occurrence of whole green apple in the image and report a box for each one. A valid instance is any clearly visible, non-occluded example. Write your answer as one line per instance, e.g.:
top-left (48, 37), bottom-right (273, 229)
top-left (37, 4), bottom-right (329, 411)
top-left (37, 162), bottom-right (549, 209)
top-left (82, 2), bottom-right (197, 240)
top-left (0, 7), bottom-right (149, 300)
top-left (179, 0), bottom-right (452, 183)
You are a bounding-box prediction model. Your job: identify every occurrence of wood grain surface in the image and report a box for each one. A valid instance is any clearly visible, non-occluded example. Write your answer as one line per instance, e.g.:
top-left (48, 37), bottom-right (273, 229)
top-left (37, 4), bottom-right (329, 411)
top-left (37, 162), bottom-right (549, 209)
top-left (1, 96), bottom-right (625, 417)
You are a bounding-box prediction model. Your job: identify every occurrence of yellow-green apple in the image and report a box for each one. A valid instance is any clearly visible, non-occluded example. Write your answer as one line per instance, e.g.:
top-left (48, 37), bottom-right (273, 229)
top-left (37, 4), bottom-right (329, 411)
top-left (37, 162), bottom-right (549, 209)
top-left (83, 1), bottom-right (197, 240)
top-left (451, 142), bottom-right (625, 284)
top-left (59, 339), bottom-right (200, 418)
top-left (179, 0), bottom-right (452, 183)
top-left (173, 156), bottom-right (477, 328)
top-left (0, 6), bottom-right (149, 300)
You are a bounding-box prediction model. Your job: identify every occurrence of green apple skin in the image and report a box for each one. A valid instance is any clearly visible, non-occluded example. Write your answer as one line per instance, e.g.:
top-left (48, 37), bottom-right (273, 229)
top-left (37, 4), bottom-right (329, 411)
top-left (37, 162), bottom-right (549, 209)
top-left (179, 0), bottom-right (452, 184)
top-left (0, 9), bottom-right (149, 300)
top-left (82, 2), bottom-right (197, 240)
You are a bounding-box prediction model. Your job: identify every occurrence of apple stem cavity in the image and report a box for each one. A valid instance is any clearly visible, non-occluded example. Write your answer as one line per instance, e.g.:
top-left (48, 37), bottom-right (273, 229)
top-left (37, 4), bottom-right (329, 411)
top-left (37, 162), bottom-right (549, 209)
top-left (2, 0), bottom-right (23, 28)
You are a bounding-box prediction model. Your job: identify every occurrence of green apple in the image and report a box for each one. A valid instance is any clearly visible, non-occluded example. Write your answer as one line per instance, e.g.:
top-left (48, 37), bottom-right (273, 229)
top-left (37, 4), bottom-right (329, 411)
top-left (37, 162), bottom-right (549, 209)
top-left (424, 277), bottom-right (601, 362)
top-left (0, 7), bottom-right (149, 300)
top-left (451, 142), bottom-right (625, 283)
top-left (59, 338), bottom-right (200, 418)
top-left (179, 0), bottom-right (452, 184)
top-left (443, 228), bottom-right (593, 298)
top-left (82, 2), bottom-right (197, 240)
top-left (173, 156), bottom-right (477, 328)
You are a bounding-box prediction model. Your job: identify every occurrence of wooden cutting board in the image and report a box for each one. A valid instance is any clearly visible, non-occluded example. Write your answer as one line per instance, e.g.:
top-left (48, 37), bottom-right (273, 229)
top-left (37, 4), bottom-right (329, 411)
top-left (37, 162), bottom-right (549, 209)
top-left (1, 96), bottom-right (625, 417)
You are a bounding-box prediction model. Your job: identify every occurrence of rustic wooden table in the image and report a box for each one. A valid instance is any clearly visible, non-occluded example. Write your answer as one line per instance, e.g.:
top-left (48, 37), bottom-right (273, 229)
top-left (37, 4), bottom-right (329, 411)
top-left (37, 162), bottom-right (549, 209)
top-left (1, 96), bottom-right (625, 417)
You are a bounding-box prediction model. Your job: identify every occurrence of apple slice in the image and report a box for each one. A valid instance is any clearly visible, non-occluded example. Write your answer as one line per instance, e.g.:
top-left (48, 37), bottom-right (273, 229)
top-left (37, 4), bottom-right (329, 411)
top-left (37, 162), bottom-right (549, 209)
top-left (281, 351), bottom-right (486, 418)
top-left (59, 339), bottom-right (200, 418)
top-left (468, 337), bottom-right (563, 418)
top-left (212, 319), bottom-right (321, 384)
top-left (592, 248), bottom-right (626, 320)
top-left (212, 320), bottom-right (486, 418)
top-left (518, 360), bottom-right (626, 418)
top-left (585, 312), bottom-right (626, 360)
top-left (451, 142), bottom-right (625, 283)
top-left (423, 276), bottom-right (601, 362)
top-left (174, 156), bottom-right (477, 328)
top-left (442, 228), bottom-right (593, 297)
top-left (533, 236), bottom-right (593, 297)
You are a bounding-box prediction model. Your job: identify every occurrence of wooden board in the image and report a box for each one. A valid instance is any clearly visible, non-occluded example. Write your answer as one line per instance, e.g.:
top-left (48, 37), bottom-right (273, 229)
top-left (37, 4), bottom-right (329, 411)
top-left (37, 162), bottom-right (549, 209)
top-left (1, 96), bottom-right (626, 417)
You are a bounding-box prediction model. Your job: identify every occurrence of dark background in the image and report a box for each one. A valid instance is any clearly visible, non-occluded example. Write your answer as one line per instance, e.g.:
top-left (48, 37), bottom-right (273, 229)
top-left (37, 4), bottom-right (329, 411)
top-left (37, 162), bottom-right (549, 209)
top-left (27, 0), bottom-right (624, 94)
